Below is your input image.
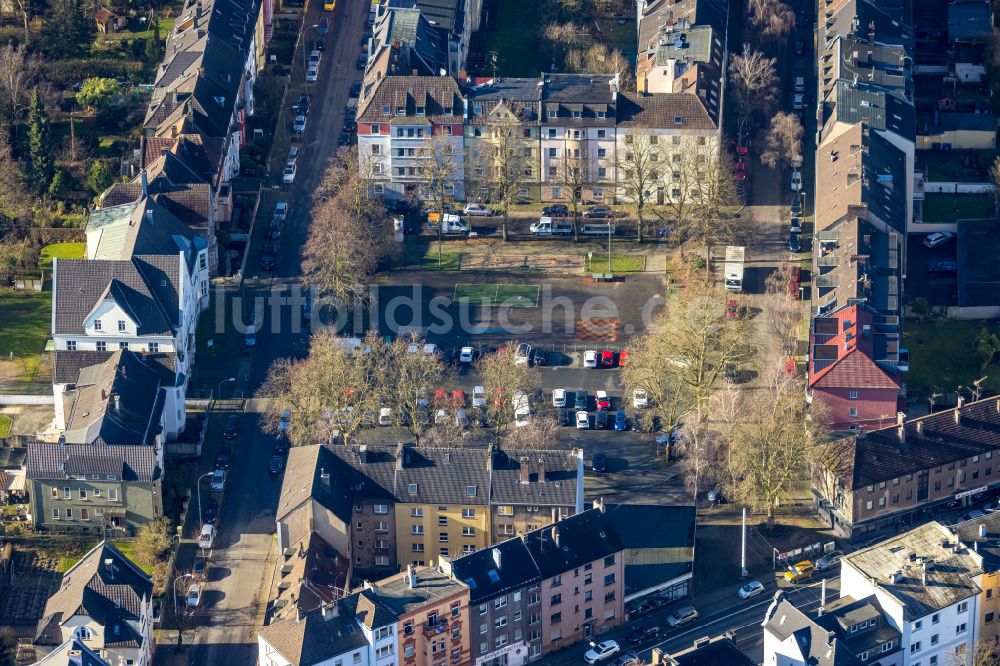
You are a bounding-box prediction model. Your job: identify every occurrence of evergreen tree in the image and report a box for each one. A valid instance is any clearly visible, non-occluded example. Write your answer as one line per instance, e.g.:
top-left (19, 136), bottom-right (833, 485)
top-left (87, 159), bottom-right (112, 193)
top-left (144, 17), bottom-right (162, 63)
top-left (42, 0), bottom-right (96, 59)
top-left (27, 89), bottom-right (53, 194)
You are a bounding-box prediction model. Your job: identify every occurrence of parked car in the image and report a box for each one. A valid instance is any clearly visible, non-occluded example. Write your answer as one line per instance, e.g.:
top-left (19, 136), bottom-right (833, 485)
top-left (626, 626), bottom-right (660, 645)
top-left (186, 583), bottom-right (202, 607)
top-left (584, 350), bottom-right (598, 368)
top-left (789, 216), bottom-right (802, 234)
top-left (193, 557), bottom-right (207, 575)
top-left (666, 606), bottom-right (699, 628)
top-left (532, 349), bottom-right (547, 366)
top-left (214, 452), bottom-right (230, 470)
top-left (223, 415), bottom-right (240, 439)
top-left (633, 389), bottom-right (648, 409)
top-left (738, 580), bottom-right (765, 599)
top-left (282, 162), bottom-right (297, 184)
top-left (293, 115), bottom-right (307, 134)
top-left (815, 551), bottom-right (843, 571)
top-left (576, 411), bottom-right (590, 429)
top-left (472, 386), bottom-right (486, 408)
top-left (269, 455), bottom-right (286, 474)
top-left (595, 408), bottom-right (609, 429)
top-left (543, 204), bottom-right (569, 217)
top-left (464, 203), bottom-right (493, 216)
top-left (268, 223), bottom-right (281, 241)
top-left (790, 170), bottom-right (802, 191)
top-left (790, 195), bottom-right (803, 216)
top-left (599, 350), bottom-right (615, 367)
top-left (317, 17), bottom-right (329, 34)
top-left (584, 206), bottom-right (612, 218)
top-left (584, 641), bottom-right (620, 665)
top-left (794, 39), bottom-right (804, 55)
top-left (356, 53), bottom-right (368, 69)
top-left (315, 37), bottom-right (326, 51)
top-left (351, 80), bottom-right (362, 96)
top-left (923, 231), bottom-right (955, 248)
top-left (574, 390), bottom-right (588, 411)
top-left (552, 389), bottom-right (567, 408)
top-left (296, 93), bottom-right (310, 116)
top-left (210, 469), bottom-right (226, 492)
top-left (259, 248), bottom-right (276, 271)
top-left (308, 49), bottom-right (321, 66)
top-left (928, 260), bottom-right (957, 275)
top-left (306, 65), bottom-right (318, 82)
top-left (793, 93), bottom-right (804, 110)
top-left (618, 350), bottom-right (629, 366)
top-left (784, 560), bottom-right (815, 583)
top-left (592, 451), bottom-right (607, 472)
top-left (274, 201), bottom-right (289, 221)
top-left (459, 346), bottom-right (475, 363)
top-left (595, 390), bottom-right (610, 410)
top-left (788, 233), bottom-right (801, 253)
top-left (278, 409), bottom-right (291, 432)
top-left (515, 343), bottom-right (532, 366)
top-left (614, 409), bottom-right (628, 431)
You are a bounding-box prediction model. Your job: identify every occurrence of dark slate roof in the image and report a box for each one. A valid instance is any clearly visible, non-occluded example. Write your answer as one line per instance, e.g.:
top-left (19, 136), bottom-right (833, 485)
top-left (363, 566), bottom-right (468, 616)
top-left (371, 6), bottom-right (448, 77)
top-left (521, 508), bottom-right (623, 578)
top-left (615, 92), bottom-right (717, 130)
top-left (53, 256), bottom-right (181, 336)
top-left (815, 595), bottom-right (901, 657)
top-left (54, 350), bottom-right (178, 387)
top-left (601, 504), bottom-right (695, 597)
top-left (825, 0), bottom-right (913, 47)
top-left (35, 542), bottom-right (152, 648)
top-left (338, 588), bottom-right (398, 630)
top-left (540, 73), bottom-right (617, 126)
top-left (862, 128), bottom-right (908, 234)
top-left (357, 76), bottom-right (464, 123)
top-left (668, 637), bottom-right (755, 665)
top-left (0, 446), bottom-right (26, 469)
top-left (62, 350), bottom-right (166, 447)
top-left (465, 78), bottom-right (541, 126)
top-left (276, 445), bottom-right (358, 549)
top-left (257, 605), bottom-right (370, 666)
top-left (832, 83), bottom-right (915, 140)
top-left (955, 509), bottom-right (1000, 573)
top-left (449, 537), bottom-right (541, 604)
top-left (490, 448), bottom-right (579, 507)
top-left (948, 0), bottom-right (993, 41)
top-left (820, 395), bottom-right (1000, 489)
top-left (813, 217), bottom-right (901, 316)
top-left (763, 596), bottom-right (865, 666)
top-left (957, 218), bottom-right (1000, 308)
top-left (34, 637), bottom-right (111, 666)
top-left (385, 0), bottom-right (461, 33)
top-left (27, 441), bottom-right (159, 483)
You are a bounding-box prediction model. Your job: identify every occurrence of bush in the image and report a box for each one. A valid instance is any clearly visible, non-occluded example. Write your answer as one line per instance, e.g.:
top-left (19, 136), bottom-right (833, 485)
top-left (41, 60), bottom-right (143, 88)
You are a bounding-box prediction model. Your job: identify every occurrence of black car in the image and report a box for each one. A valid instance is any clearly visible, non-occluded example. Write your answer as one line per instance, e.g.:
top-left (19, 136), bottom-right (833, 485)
top-left (296, 93), bottom-right (311, 116)
top-left (317, 17), bottom-right (329, 34)
top-left (532, 349), bottom-right (547, 366)
top-left (542, 204), bottom-right (569, 217)
top-left (214, 452), bottom-right (230, 470)
top-left (274, 440), bottom-right (289, 456)
top-left (558, 409), bottom-right (572, 426)
top-left (574, 390), bottom-right (588, 411)
top-left (627, 625), bottom-right (660, 645)
top-left (338, 131), bottom-right (352, 146)
top-left (790, 195), bottom-right (803, 216)
top-left (351, 80), bottom-right (362, 96)
top-left (315, 37), bottom-right (326, 51)
top-left (259, 249), bottom-right (276, 271)
top-left (356, 54), bottom-right (368, 69)
top-left (928, 260), bottom-right (957, 275)
top-left (223, 414), bottom-right (240, 439)
top-left (193, 557), bottom-right (207, 575)
top-left (592, 451), bottom-right (607, 472)
top-left (268, 224), bottom-right (281, 241)
top-left (269, 455), bottom-right (286, 474)
top-left (595, 409), bottom-right (609, 429)
top-left (788, 233), bottom-right (801, 253)
top-left (203, 503), bottom-right (218, 524)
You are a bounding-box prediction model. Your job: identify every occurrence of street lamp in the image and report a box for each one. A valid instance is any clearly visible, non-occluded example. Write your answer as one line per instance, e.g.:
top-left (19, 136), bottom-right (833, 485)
top-left (216, 377), bottom-right (236, 400)
top-left (196, 471), bottom-right (215, 527)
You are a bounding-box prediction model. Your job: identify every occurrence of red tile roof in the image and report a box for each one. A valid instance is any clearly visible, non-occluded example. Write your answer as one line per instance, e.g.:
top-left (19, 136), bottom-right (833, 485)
top-left (808, 303), bottom-right (900, 390)
top-left (811, 349), bottom-right (899, 389)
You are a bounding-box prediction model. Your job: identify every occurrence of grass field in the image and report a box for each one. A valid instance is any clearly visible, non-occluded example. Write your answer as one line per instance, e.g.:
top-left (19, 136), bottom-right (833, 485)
top-left (57, 539), bottom-right (152, 575)
top-left (479, 0), bottom-right (542, 77)
top-left (0, 290), bottom-right (52, 359)
top-left (0, 415), bottom-right (10, 437)
top-left (922, 193), bottom-right (994, 224)
top-left (454, 283), bottom-right (540, 307)
top-left (420, 250), bottom-right (463, 271)
top-left (903, 317), bottom-right (1000, 395)
top-left (585, 254), bottom-right (646, 273)
top-left (39, 242), bottom-right (85, 270)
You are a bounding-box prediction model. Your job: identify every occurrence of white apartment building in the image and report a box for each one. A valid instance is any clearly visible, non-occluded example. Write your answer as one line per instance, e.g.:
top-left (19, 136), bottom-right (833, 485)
top-left (839, 522), bottom-right (980, 666)
top-left (258, 604), bottom-right (372, 666)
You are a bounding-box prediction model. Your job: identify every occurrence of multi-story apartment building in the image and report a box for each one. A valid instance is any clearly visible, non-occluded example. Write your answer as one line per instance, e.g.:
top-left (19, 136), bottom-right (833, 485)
top-left (954, 511), bottom-right (1000, 651)
top-left (257, 603), bottom-right (371, 666)
top-left (383, 566), bottom-right (472, 666)
top-left (27, 440), bottom-right (162, 536)
top-left (763, 592), bottom-right (902, 666)
top-left (813, 396), bottom-right (1000, 542)
top-left (357, 76), bottom-right (466, 203)
top-left (275, 444), bottom-right (583, 581)
top-left (840, 522), bottom-right (980, 665)
top-left (34, 542), bottom-right (155, 666)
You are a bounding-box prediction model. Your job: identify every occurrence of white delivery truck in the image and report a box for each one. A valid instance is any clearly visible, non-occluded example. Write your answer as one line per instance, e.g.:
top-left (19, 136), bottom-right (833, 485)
top-left (530, 217), bottom-right (574, 235)
top-left (440, 214), bottom-right (470, 234)
top-left (723, 246), bottom-right (746, 292)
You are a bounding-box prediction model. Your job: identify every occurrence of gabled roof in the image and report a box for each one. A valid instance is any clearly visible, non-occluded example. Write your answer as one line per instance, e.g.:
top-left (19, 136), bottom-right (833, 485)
top-left (808, 302), bottom-right (901, 390)
top-left (338, 588), bottom-right (398, 630)
top-left (813, 216), bottom-right (901, 315)
top-left (819, 395), bottom-right (1000, 489)
top-left (33, 637), bottom-right (111, 666)
top-left (53, 350), bottom-right (178, 386)
top-left (763, 596), bottom-right (866, 666)
top-left (449, 537), bottom-right (541, 604)
top-left (88, 196), bottom-right (203, 262)
top-left (371, 6), bottom-right (449, 77)
top-left (53, 256), bottom-right (181, 337)
top-left (35, 542), bottom-right (152, 648)
top-left (275, 445), bottom-right (357, 545)
top-left (357, 75), bottom-right (464, 123)
top-left (257, 605), bottom-right (370, 666)
top-left (27, 441), bottom-right (159, 483)
top-left (615, 92), bottom-right (716, 130)
top-left (490, 448), bottom-right (579, 507)
top-left (60, 350), bottom-right (166, 446)
top-left (539, 73), bottom-right (617, 126)
top-left (521, 508), bottom-right (623, 578)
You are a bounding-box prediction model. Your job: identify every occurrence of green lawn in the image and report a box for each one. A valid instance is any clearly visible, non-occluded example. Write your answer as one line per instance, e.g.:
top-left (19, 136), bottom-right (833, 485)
top-left (0, 290), bottom-right (52, 360)
top-left (917, 149), bottom-right (998, 182)
top-left (903, 318), bottom-right (1000, 395)
top-left (0, 415), bottom-right (10, 437)
top-left (480, 0), bottom-right (543, 77)
top-left (57, 539), bottom-right (152, 575)
top-left (420, 250), bottom-right (463, 271)
top-left (922, 193), bottom-right (994, 223)
top-left (585, 254), bottom-right (646, 273)
top-left (39, 243), bottom-right (85, 270)
top-left (454, 283), bottom-right (540, 307)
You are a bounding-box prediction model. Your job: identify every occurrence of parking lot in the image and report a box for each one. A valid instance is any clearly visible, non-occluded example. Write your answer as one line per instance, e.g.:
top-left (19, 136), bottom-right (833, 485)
top-left (906, 233), bottom-right (958, 306)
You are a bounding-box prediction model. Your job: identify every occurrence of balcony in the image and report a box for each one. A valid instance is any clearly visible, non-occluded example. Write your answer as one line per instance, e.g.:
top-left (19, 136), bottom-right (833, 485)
top-left (423, 620), bottom-right (448, 637)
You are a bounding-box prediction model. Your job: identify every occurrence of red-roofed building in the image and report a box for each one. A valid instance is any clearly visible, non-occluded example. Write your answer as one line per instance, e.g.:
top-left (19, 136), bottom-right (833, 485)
top-left (808, 302), bottom-right (905, 431)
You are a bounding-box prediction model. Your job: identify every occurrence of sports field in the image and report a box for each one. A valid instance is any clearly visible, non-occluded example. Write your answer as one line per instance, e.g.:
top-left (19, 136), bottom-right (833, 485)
top-left (454, 283), bottom-right (540, 307)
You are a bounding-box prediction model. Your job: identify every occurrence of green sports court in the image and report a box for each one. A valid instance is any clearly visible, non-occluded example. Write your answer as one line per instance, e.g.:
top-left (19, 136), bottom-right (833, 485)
top-left (453, 283), bottom-right (540, 307)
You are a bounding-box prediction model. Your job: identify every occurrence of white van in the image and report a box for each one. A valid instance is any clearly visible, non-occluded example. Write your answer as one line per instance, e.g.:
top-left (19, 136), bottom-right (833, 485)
top-left (440, 215), bottom-right (470, 234)
top-left (245, 324), bottom-right (257, 347)
top-left (530, 217), bottom-right (574, 235)
top-left (581, 223), bottom-right (616, 236)
top-left (199, 523), bottom-right (215, 550)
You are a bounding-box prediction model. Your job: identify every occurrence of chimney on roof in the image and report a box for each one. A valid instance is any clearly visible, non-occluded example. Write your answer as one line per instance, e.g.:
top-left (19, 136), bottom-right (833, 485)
top-left (921, 562), bottom-right (928, 586)
top-left (141, 169), bottom-right (148, 196)
top-left (492, 547), bottom-right (502, 570)
top-left (826, 631), bottom-right (835, 646)
top-left (896, 412), bottom-right (905, 427)
top-left (519, 456), bottom-right (530, 484)
top-left (321, 602), bottom-right (338, 620)
top-left (593, 498), bottom-right (605, 513)
top-left (538, 457), bottom-right (546, 482)
top-left (915, 421), bottom-right (923, 434)
top-left (113, 394), bottom-right (121, 414)
top-left (981, 524), bottom-right (988, 538)
top-left (407, 563), bottom-right (417, 588)
top-left (551, 526), bottom-right (559, 547)
top-left (956, 397), bottom-right (965, 424)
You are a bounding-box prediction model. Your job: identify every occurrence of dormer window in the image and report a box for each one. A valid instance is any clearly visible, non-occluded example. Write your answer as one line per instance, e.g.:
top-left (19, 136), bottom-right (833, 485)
top-left (94, 319), bottom-right (102, 331)
top-left (674, 115), bottom-right (684, 125)
top-left (572, 110), bottom-right (581, 118)
top-left (382, 105), bottom-right (391, 114)
top-left (596, 110), bottom-right (606, 118)
top-left (416, 106), bottom-right (425, 115)
top-left (396, 106), bottom-right (405, 115)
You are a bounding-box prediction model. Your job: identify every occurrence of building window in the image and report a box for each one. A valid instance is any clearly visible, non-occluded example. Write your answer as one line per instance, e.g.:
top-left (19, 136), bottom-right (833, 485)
top-left (495, 616), bottom-right (508, 628)
top-left (51, 508), bottom-right (59, 519)
top-left (372, 124), bottom-right (381, 133)
top-left (412, 543), bottom-right (424, 552)
top-left (462, 527), bottom-right (475, 537)
top-left (117, 320), bottom-right (126, 332)
top-left (79, 488), bottom-right (87, 500)
top-left (495, 596), bottom-right (508, 609)
top-left (956, 623), bottom-right (967, 634)
top-left (551, 574), bottom-right (561, 587)
top-left (462, 509), bottom-right (474, 518)
top-left (81, 508), bottom-right (89, 521)
top-left (439, 532), bottom-right (448, 542)
top-left (50, 487), bottom-right (57, 499)
top-left (849, 408), bottom-right (858, 417)
top-left (412, 525), bottom-right (424, 535)
top-left (497, 505), bottom-right (513, 516)
top-left (374, 504), bottom-right (388, 514)
top-left (109, 489), bottom-right (118, 501)
top-left (495, 635), bottom-right (508, 648)
top-left (66, 340), bottom-right (77, 351)
top-left (987, 612), bottom-right (995, 623)
top-left (438, 515), bottom-right (448, 526)
top-left (911, 642), bottom-right (921, 653)
top-left (958, 601), bottom-right (968, 613)
top-left (550, 612), bottom-right (561, 624)
top-left (94, 319), bottom-right (102, 331)
top-left (66, 508), bottom-right (73, 520)
top-left (849, 390), bottom-right (858, 399)
top-left (933, 613), bottom-right (940, 624)
top-left (412, 508), bottom-right (423, 517)
top-left (931, 634), bottom-right (939, 645)
top-left (96, 341), bottom-right (107, 352)
top-left (148, 343), bottom-right (158, 353)
top-left (405, 645), bottom-right (415, 658)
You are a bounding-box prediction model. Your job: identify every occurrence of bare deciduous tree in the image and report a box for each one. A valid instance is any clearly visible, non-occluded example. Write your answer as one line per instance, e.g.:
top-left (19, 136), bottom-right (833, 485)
top-left (760, 112), bottom-right (804, 170)
top-left (762, 265), bottom-right (804, 357)
top-left (552, 154), bottom-right (591, 241)
top-left (384, 334), bottom-right (450, 444)
top-left (418, 131), bottom-right (462, 265)
top-left (672, 148), bottom-right (747, 262)
top-left (502, 414), bottom-right (562, 449)
top-left (728, 45), bottom-right (779, 143)
top-left (749, 0), bottom-right (796, 39)
top-left (617, 133), bottom-right (663, 241)
top-left (0, 43), bottom-right (36, 129)
top-left (478, 343), bottom-right (542, 438)
top-left (469, 108), bottom-right (532, 241)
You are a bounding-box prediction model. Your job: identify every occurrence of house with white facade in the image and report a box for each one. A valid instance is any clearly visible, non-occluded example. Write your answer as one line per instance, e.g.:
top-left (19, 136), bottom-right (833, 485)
top-left (839, 521), bottom-right (981, 666)
top-left (33, 542), bottom-right (155, 666)
top-left (257, 603), bottom-right (372, 666)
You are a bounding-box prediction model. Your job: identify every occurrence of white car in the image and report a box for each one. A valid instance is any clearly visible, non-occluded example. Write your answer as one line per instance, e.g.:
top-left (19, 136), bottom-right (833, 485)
top-left (306, 66), bottom-right (318, 82)
top-left (293, 114), bottom-right (307, 134)
top-left (512, 390), bottom-right (530, 412)
top-left (576, 411), bottom-right (590, 429)
top-left (309, 49), bottom-right (321, 65)
top-left (923, 232), bottom-right (955, 248)
top-left (463, 203), bottom-right (493, 216)
top-left (515, 343), bottom-right (532, 366)
top-left (435, 409), bottom-right (448, 425)
top-left (738, 580), bottom-right (765, 599)
top-left (515, 406), bottom-right (531, 427)
top-left (632, 388), bottom-right (648, 409)
top-left (583, 640), bottom-right (620, 665)
top-left (790, 170), bottom-right (802, 191)
top-left (282, 162), bottom-right (296, 184)
top-left (472, 386), bottom-right (486, 408)
top-left (210, 469), bottom-right (225, 492)
top-left (273, 201), bottom-right (289, 221)
top-left (584, 350), bottom-right (598, 368)
top-left (279, 409), bottom-right (291, 432)
top-left (459, 347), bottom-right (475, 363)
top-left (423, 343), bottom-right (439, 356)
top-left (286, 146), bottom-right (299, 167)
top-left (186, 583), bottom-right (202, 607)
top-left (552, 389), bottom-right (567, 408)
top-left (378, 407), bottom-right (392, 426)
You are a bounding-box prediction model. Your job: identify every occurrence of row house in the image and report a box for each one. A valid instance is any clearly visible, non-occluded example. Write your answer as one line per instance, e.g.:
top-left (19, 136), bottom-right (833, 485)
top-left (813, 396), bottom-right (1000, 542)
top-left (33, 542), bottom-right (155, 665)
top-left (274, 443), bottom-right (583, 582)
top-left (259, 566), bottom-right (470, 666)
top-left (359, 74), bottom-right (721, 205)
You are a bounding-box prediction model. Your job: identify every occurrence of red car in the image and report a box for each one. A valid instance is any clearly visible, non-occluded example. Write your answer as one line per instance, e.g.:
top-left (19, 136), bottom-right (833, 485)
top-left (618, 350), bottom-right (629, 367)
top-left (451, 390), bottom-right (466, 408)
top-left (787, 265), bottom-right (802, 300)
top-left (599, 350), bottom-right (615, 367)
top-left (433, 388), bottom-right (448, 407)
top-left (726, 299), bottom-right (739, 319)
top-left (595, 390), bottom-right (611, 410)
